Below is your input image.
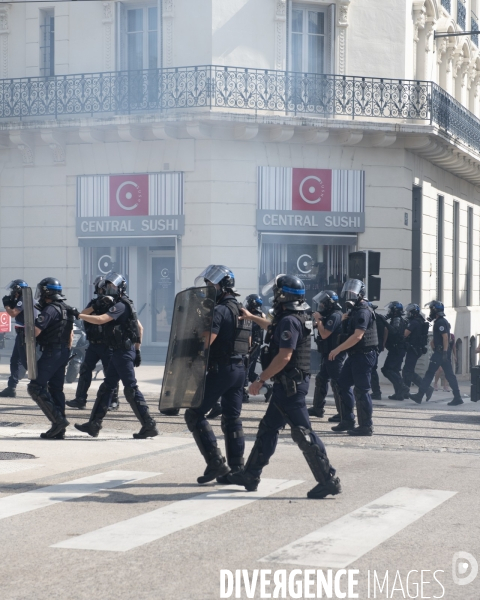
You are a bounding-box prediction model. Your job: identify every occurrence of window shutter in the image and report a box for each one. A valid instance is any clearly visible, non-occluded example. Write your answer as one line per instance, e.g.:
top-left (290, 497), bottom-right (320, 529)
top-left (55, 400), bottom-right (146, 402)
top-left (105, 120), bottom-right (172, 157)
top-left (117, 2), bottom-right (127, 70)
top-left (325, 3), bottom-right (335, 74)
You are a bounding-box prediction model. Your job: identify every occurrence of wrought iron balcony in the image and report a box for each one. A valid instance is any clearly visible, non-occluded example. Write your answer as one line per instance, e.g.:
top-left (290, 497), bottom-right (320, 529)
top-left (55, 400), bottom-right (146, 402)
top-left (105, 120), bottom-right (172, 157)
top-left (0, 65), bottom-right (480, 156)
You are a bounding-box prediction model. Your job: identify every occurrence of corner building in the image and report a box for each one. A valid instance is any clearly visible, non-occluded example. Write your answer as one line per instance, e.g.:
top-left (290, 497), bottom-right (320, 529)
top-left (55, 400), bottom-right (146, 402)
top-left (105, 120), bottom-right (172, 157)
top-left (1, 0), bottom-right (480, 369)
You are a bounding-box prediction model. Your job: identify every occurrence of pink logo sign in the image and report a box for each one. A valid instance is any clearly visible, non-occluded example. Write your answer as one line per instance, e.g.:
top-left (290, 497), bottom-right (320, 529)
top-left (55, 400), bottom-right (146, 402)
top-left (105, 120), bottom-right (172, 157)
top-left (0, 312), bottom-right (11, 333)
top-left (292, 168), bottom-right (332, 211)
top-left (109, 175), bottom-right (149, 216)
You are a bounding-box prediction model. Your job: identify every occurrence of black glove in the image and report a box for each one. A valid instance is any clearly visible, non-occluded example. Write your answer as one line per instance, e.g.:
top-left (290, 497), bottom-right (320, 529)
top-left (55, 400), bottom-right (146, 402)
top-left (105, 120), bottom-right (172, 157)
top-left (2, 295), bottom-right (12, 308)
top-left (101, 296), bottom-right (115, 308)
top-left (71, 308), bottom-right (80, 319)
top-left (442, 351), bottom-right (448, 363)
top-left (134, 349), bottom-right (142, 367)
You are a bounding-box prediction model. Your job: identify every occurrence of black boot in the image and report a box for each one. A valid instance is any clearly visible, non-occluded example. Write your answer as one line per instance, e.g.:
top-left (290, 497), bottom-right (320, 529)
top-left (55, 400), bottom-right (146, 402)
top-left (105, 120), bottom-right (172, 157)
top-left (331, 420), bottom-right (355, 432)
top-left (0, 386), bottom-right (16, 398)
top-left (425, 386), bottom-right (434, 402)
top-left (307, 476), bottom-right (342, 499)
top-left (349, 391), bottom-right (373, 436)
top-left (388, 393), bottom-right (405, 400)
top-left (348, 425), bottom-right (373, 436)
top-left (328, 413), bottom-right (341, 422)
top-left (308, 383), bottom-right (326, 418)
top-left (40, 427), bottom-right (66, 440)
top-left (410, 392), bottom-right (424, 404)
top-left (217, 464), bottom-right (243, 485)
top-left (133, 418), bottom-right (159, 439)
top-left (448, 394), bottom-right (464, 406)
top-left (227, 469), bottom-right (260, 491)
top-left (371, 392), bottom-right (382, 400)
top-left (66, 398), bottom-right (87, 409)
top-left (197, 448), bottom-right (230, 484)
top-left (75, 420), bottom-right (102, 437)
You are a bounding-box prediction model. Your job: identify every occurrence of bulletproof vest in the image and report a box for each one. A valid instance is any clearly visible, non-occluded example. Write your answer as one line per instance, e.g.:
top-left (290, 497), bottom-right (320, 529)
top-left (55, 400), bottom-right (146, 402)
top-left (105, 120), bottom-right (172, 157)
top-left (105, 297), bottom-right (140, 350)
top-left (208, 298), bottom-right (252, 360)
top-left (37, 300), bottom-right (75, 346)
top-left (408, 315), bottom-right (428, 350)
top-left (433, 317), bottom-right (450, 348)
top-left (265, 311), bottom-right (311, 375)
top-left (348, 304), bottom-right (378, 351)
top-left (316, 310), bottom-right (342, 355)
top-left (375, 313), bottom-right (386, 352)
top-left (84, 298), bottom-right (110, 343)
top-left (386, 316), bottom-right (407, 350)
top-left (251, 309), bottom-right (264, 346)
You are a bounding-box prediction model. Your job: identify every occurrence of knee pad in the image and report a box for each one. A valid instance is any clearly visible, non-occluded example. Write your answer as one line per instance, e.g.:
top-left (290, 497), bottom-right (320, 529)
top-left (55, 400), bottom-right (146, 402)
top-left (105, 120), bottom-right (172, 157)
top-left (123, 386), bottom-right (137, 403)
top-left (185, 408), bottom-right (202, 432)
top-left (291, 426), bottom-right (314, 452)
top-left (221, 415), bottom-right (244, 440)
top-left (27, 382), bottom-right (42, 400)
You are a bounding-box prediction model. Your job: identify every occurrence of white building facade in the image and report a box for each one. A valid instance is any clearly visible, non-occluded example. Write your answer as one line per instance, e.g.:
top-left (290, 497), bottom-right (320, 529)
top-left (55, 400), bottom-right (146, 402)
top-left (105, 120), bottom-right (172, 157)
top-left (1, 0), bottom-right (480, 369)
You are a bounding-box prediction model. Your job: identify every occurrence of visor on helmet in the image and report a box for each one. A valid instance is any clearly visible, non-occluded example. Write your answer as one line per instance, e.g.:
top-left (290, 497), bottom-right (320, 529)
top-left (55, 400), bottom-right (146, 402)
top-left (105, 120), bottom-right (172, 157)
top-left (5, 280), bottom-right (27, 291)
top-left (194, 265), bottom-right (231, 288)
top-left (405, 303), bottom-right (418, 314)
top-left (105, 272), bottom-right (124, 288)
top-left (341, 279), bottom-right (364, 301)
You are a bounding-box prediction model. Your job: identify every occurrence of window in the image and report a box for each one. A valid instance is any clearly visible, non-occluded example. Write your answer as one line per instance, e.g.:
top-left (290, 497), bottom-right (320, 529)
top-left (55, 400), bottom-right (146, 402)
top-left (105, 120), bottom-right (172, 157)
top-left (40, 10), bottom-right (54, 77)
top-left (437, 195), bottom-right (444, 302)
top-left (126, 6), bottom-right (158, 70)
top-left (472, 10), bottom-right (479, 46)
top-left (453, 201), bottom-right (460, 307)
top-left (289, 4), bottom-right (334, 74)
top-left (467, 206), bottom-right (473, 306)
top-left (458, 0), bottom-right (466, 30)
top-left (441, 0), bottom-right (451, 13)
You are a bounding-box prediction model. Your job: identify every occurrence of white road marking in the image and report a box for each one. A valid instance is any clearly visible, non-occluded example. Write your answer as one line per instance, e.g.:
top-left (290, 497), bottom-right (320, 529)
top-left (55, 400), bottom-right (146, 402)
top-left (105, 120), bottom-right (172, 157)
top-left (0, 462), bottom-right (43, 475)
top-left (52, 478), bottom-right (303, 552)
top-left (259, 487), bottom-right (457, 568)
top-left (0, 470), bottom-right (160, 521)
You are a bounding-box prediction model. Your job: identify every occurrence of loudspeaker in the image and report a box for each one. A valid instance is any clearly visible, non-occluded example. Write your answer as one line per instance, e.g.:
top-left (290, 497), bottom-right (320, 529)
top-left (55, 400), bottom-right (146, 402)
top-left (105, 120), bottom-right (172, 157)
top-left (348, 251), bottom-right (366, 280)
top-left (368, 251), bottom-right (381, 276)
top-left (368, 275), bottom-right (381, 301)
top-left (471, 366), bottom-right (480, 402)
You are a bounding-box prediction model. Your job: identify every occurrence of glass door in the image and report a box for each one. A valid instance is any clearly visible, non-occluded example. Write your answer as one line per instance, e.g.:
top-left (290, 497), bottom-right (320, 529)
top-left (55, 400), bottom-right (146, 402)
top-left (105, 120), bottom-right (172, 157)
top-left (148, 251), bottom-right (176, 345)
top-left (291, 6), bottom-right (326, 74)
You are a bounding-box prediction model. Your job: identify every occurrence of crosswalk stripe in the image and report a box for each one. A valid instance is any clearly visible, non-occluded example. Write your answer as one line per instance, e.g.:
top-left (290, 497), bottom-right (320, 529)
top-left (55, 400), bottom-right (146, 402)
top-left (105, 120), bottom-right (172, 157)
top-left (259, 487), bottom-right (457, 569)
top-left (52, 478), bottom-right (304, 552)
top-left (0, 470), bottom-right (160, 521)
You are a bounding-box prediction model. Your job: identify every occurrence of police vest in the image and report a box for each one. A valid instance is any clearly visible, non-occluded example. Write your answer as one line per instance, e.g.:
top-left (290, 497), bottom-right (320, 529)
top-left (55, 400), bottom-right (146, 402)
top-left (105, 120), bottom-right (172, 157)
top-left (84, 298), bottom-right (110, 343)
top-left (408, 315), bottom-right (429, 351)
top-left (264, 311), bottom-right (311, 375)
top-left (386, 316), bottom-right (407, 351)
top-left (208, 298), bottom-right (252, 360)
top-left (105, 297), bottom-right (140, 350)
top-left (316, 310), bottom-right (342, 355)
top-left (37, 300), bottom-right (75, 346)
top-left (348, 304), bottom-right (378, 352)
top-left (251, 310), bottom-right (264, 346)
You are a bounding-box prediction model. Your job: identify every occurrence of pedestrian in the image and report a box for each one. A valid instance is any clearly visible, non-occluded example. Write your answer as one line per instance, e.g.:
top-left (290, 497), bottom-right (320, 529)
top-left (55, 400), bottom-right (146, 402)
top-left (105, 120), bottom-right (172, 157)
top-left (229, 275), bottom-right (341, 499)
top-left (75, 272), bottom-right (158, 438)
top-left (410, 302), bottom-right (463, 406)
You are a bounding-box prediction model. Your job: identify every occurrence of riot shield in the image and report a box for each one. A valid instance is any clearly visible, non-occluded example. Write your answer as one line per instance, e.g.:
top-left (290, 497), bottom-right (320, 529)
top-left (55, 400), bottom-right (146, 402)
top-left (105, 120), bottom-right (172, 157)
top-left (22, 287), bottom-right (38, 380)
top-left (159, 286), bottom-right (215, 411)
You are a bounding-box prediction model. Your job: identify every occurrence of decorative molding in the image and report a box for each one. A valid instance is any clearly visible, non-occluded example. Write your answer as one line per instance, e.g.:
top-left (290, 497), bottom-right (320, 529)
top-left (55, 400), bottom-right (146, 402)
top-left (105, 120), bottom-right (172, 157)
top-left (40, 131), bottom-right (66, 165)
top-left (102, 2), bottom-right (114, 71)
top-left (163, 0), bottom-right (174, 67)
top-left (9, 132), bottom-right (34, 166)
top-left (151, 123), bottom-right (177, 139)
top-left (371, 133), bottom-right (397, 147)
top-left (0, 5), bottom-right (10, 79)
top-left (412, 2), bottom-right (426, 78)
top-left (185, 122), bottom-right (211, 140)
top-left (337, 131), bottom-right (363, 146)
top-left (78, 128), bottom-right (105, 144)
top-left (337, 0), bottom-right (351, 76)
top-left (302, 130), bottom-right (329, 144)
top-left (117, 124), bottom-right (144, 142)
top-left (274, 0), bottom-right (287, 71)
top-left (268, 127), bottom-right (294, 143)
top-left (234, 124), bottom-right (259, 141)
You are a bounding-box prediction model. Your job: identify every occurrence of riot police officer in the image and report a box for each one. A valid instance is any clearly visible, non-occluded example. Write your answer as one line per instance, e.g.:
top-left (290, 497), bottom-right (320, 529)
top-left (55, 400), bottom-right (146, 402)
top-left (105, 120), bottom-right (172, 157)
top-left (66, 276), bottom-right (119, 411)
top-left (0, 280), bottom-right (29, 397)
top-left (370, 302), bottom-right (385, 400)
top-left (403, 303), bottom-right (433, 399)
top-left (329, 279), bottom-right (378, 436)
top-left (27, 278), bottom-right (76, 439)
top-left (185, 265), bottom-right (250, 484)
top-left (229, 275), bottom-right (341, 500)
top-left (308, 290), bottom-right (345, 421)
top-left (75, 272), bottom-right (158, 438)
top-left (381, 301), bottom-right (409, 400)
top-left (243, 293), bottom-right (266, 402)
top-left (410, 301), bottom-right (462, 405)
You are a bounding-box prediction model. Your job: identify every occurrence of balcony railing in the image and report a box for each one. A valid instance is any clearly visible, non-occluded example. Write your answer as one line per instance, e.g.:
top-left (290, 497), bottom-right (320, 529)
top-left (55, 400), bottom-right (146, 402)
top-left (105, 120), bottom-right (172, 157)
top-left (0, 65), bottom-right (480, 156)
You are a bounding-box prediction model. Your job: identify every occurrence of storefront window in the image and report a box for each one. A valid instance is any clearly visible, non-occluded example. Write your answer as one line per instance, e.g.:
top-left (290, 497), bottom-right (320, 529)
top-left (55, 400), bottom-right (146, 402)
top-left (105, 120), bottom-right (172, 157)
top-left (82, 247), bottom-right (129, 306)
top-left (259, 240), bottom-right (354, 308)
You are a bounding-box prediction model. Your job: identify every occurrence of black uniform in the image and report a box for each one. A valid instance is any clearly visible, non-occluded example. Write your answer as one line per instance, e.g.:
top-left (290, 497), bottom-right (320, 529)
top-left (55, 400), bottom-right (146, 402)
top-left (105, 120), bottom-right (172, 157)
top-left (402, 314), bottom-right (429, 391)
top-left (68, 298), bottom-right (119, 409)
top-left (337, 301), bottom-right (378, 429)
top-left (7, 298), bottom-right (28, 390)
top-left (310, 310), bottom-right (345, 417)
top-left (185, 294), bottom-right (250, 475)
top-left (76, 295), bottom-right (156, 437)
top-left (246, 313), bottom-right (264, 384)
top-left (381, 315), bottom-right (408, 397)
top-left (371, 313), bottom-right (386, 398)
top-left (416, 316), bottom-right (461, 401)
top-left (27, 300), bottom-right (74, 434)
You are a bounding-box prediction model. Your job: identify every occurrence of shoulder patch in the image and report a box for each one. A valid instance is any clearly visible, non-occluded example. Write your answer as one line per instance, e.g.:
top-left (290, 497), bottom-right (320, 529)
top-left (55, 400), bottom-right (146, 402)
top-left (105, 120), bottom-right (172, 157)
top-left (37, 315), bottom-right (44, 323)
top-left (16, 301), bottom-right (22, 308)
top-left (439, 326), bottom-right (444, 331)
top-left (327, 319), bottom-right (333, 326)
top-left (109, 306), bottom-right (117, 313)
top-left (281, 330), bottom-right (292, 341)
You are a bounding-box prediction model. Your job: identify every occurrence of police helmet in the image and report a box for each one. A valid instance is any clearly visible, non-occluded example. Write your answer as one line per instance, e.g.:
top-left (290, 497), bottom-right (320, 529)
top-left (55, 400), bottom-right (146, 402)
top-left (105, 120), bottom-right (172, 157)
top-left (405, 303), bottom-right (421, 318)
top-left (384, 301), bottom-right (404, 319)
top-left (194, 265), bottom-right (238, 296)
top-left (425, 300), bottom-right (444, 319)
top-left (104, 272), bottom-right (127, 298)
top-left (93, 275), bottom-right (106, 296)
top-left (5, 279), bottom-right (28, 295)
top-left (264, 274), bottom-right (309, 312)
top-left (245, 294), bottom-right (263, 312)
top-left (35, 277), bottom-right (64, 302)
top-left (312, 290), bottom-right (341, 316)
top-left (341, 279), bottom-right (366, 303)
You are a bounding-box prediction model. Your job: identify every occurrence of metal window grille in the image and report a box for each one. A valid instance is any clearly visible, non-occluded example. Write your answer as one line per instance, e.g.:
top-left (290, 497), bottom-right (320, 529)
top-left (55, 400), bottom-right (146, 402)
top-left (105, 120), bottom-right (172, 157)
top-left (472, 11), bottom-right (479, 45)
top-left (441, 0), bottom-right (451, 13)
top-left (40, 13), bottom-right (54, 77)
top-left (458, 0), bottom-right (466, 30)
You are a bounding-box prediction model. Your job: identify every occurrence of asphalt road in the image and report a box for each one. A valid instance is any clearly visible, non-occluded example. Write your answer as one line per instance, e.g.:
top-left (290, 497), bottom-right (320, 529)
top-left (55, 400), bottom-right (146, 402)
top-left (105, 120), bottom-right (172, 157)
top-left (0, 365), bottom-right (479, 600)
